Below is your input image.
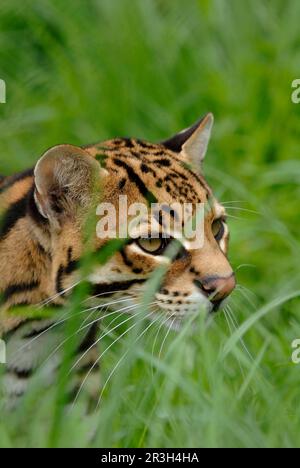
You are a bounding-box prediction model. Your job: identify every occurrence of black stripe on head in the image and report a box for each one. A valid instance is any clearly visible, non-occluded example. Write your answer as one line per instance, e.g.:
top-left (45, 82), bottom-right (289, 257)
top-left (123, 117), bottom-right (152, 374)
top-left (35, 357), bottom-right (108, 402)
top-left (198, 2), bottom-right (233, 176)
top-left (2, 281), bottom-right (40, 302)
top-left (118, 178), bottom-right (127, 190)
top-left (152, 158), bottom-right (171, 167)
top-left (113, 158), bottom-right (157, 205)
top-left (91, 279), bottom-right (145, 298)
top-left (56, 247), bottom-right (79, 294)
top-left (0, 185), bottom-right (49, 241)
top-left (135, 139), bottom-right (156, 149)
top-left (0, 195), bottom-right (28, 240)
top-left (0, 168), bottom-right (34, 194)
top-left (122, 138), bottom-right (135, 148)
top-left (56, 265), bottom-right (65, 294)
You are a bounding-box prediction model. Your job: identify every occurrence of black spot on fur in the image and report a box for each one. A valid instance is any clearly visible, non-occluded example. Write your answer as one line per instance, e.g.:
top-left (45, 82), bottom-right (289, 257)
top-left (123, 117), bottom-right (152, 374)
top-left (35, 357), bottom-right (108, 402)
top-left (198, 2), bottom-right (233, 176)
top-left (133, 268), bottom-right (143, 274)
top-left (118, 178), bottom-right (127, 190)
top-left (122, 138), bottom-right (134, 148)
top-left (120, 248), bottom-right (133, 268)
top-left (56, 265), bottom-right (65, 294)
top-left (56, 248), bottom-right (79, 293)
top-left (140, 163), bottom-right (150, 173)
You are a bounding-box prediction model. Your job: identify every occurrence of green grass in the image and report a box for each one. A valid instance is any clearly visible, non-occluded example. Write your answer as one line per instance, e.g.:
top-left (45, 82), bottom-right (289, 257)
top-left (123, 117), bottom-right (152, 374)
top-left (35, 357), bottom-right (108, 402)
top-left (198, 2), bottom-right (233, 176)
top-left (1, 0), bottom-right (300, 448)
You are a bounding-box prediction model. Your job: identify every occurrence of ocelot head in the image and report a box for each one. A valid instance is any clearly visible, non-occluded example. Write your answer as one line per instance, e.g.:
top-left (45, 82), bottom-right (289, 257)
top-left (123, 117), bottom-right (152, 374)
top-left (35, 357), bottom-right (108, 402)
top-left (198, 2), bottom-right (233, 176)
top-left (29, 113), bottom-right (236, 321)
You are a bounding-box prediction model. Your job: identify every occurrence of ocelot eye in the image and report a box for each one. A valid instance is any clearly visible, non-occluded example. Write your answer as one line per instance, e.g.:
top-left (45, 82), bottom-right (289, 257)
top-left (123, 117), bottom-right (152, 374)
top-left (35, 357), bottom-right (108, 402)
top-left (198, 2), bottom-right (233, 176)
top-left (136, 237), bottom-right (169, 255)
top-left (212, 219), bottom-right (225, 241)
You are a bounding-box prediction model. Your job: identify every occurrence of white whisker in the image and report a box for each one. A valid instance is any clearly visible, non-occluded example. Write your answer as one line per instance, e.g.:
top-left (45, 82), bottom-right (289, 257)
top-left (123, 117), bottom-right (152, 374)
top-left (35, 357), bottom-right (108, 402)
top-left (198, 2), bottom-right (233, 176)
top-left (12, 297), bottom-right (133, 364)
top-left (38, 281), bottom-right (81, 308)
top-left (40, 304), bottom-right (136, 370)
top-left (83, 288), bottom-right (140, 303)
top-left (96, 311), bottom-right (163, 409)
top-left (71, 307), bottom-right (153, 407)
top-left (158, 315), bottom-right (177, 360)
top-left (151, 312), bottom-right (171, 363)
top-left (68, 303), bottom-right (144, 375)
top-left (226, 306), bottom-right (254, 363)
top-left (224, 308), bottom-right (245, 378)
top-left (224, 214), bottom-right (243, 221)
top-left (221, 200), bottom-right (247, 205)
top-left (235, 264), bottom-right (256, 272)
top-left (225, 206), bottom-right (260, 215)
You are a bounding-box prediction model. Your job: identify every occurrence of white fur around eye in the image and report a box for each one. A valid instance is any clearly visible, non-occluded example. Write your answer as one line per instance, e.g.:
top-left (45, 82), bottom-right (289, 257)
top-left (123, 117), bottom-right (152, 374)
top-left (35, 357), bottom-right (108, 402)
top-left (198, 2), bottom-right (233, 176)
top-left (219, 223), bottom-right (228, 252)
top-left (129, 243), bottom-right (170, 264)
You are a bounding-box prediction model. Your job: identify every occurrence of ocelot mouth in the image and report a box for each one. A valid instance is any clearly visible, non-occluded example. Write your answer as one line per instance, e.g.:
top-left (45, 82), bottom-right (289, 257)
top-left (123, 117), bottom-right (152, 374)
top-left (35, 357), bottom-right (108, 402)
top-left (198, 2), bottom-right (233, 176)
top-left (211, 298), bottom-right (228, 313)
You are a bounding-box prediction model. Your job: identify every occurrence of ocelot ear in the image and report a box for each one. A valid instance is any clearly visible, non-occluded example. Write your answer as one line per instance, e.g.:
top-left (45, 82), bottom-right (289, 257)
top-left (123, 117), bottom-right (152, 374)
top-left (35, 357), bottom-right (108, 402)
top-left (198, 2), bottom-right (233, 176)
top-left (34, 144), bottom-right (104, 224)
top-left (162, 113), bottom-right (214, 168)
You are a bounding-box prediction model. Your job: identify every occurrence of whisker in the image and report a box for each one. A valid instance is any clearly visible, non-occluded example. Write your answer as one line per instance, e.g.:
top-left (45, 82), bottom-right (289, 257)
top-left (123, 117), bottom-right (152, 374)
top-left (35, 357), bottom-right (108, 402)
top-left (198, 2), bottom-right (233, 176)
top-left (81, 296), bottom-right (133, 314)
top-left (39, 304), bottom-right (137, 370)
top-left (38, 281), bottom-right (81, 308)
top-left (235, 264), bottom-right (256, 272)
top-left (225, 206), bottom-right (260, 215)
top-left (12, 297), bottom-right (133, 364)
top-left (75, 301), bottom-right (141, 334)
top-left (236, 284), bottom-right (258, 301)
top-left (83, 288), bottom-right (141, 303)
top-left (68, 304), bottom-right (144, 374)
top-left (224, 308), bottom-right (233, 336)
top-left (158, 315), bottom-right (177, 360)
top-left (221, 200), bottom-right (247, 205)
top-left (71, 307), bottom-right (154, 407)
top-left (224, 308), bottom-right (245, 378)
top-left (151, 312), bottom-right (171, 364)
top-left (225, 214), bottom-right (244, 221)
top-left (226, 305), bottom-right (254, 363)
top-left (96, 311), bottom-right (163, 409)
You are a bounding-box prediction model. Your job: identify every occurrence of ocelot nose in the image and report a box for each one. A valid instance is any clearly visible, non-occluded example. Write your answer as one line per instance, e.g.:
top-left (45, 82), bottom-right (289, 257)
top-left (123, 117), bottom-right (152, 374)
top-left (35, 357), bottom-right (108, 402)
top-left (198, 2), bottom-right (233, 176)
top-left (194, 273), bottom-right (236, 302)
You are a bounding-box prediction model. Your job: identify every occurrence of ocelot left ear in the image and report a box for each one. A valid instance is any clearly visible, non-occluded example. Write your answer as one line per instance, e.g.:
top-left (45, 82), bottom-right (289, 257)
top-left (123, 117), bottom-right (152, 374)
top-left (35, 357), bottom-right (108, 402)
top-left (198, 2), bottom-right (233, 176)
top-left (162, 113), bottom-right (214, 169)
top-left (34, 144), bottom-right (104, 226)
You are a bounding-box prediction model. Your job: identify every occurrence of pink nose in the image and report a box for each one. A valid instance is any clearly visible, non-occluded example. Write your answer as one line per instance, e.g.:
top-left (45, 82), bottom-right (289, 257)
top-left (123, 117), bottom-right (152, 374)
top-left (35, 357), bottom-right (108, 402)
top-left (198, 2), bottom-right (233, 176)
top-left (195, 273), bottom-right (236, 302)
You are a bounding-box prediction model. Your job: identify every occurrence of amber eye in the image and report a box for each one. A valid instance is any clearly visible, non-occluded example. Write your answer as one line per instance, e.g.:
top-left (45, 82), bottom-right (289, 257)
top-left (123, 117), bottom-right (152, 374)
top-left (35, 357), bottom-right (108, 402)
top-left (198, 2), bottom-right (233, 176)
top-left (136, 238), bottom-right (169, 255)
top-left (212, 219), bottom-right (225, 241)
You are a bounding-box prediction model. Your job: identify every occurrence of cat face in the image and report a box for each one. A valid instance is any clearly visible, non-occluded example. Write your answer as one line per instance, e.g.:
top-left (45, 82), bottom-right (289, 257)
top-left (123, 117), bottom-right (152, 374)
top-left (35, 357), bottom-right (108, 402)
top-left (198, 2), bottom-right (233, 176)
top-left (33, 114), bottom-right (235, 321)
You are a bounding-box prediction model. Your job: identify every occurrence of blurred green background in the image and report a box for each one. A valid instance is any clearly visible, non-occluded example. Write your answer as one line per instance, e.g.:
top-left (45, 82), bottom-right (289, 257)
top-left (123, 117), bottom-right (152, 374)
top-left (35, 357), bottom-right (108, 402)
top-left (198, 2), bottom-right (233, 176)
top-left (0, 0), bottom-right (300, 448)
